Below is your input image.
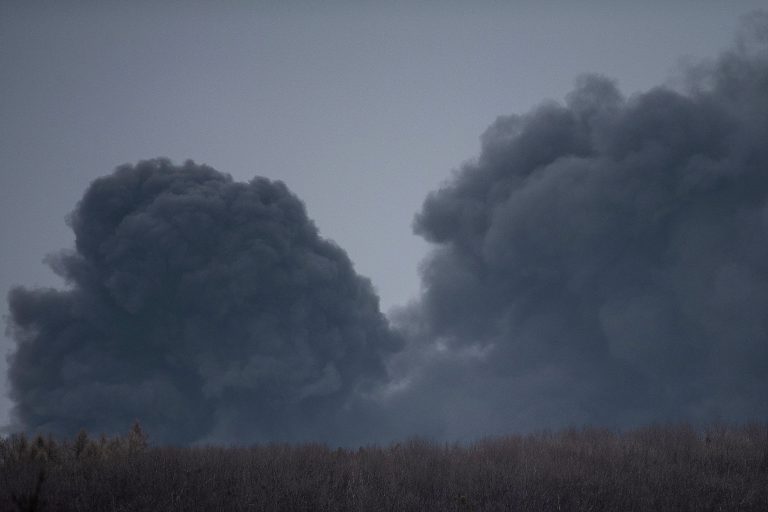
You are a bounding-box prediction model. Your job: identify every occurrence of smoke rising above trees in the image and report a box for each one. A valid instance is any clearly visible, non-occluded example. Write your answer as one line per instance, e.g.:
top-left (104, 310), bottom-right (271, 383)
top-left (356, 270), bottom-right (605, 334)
top-left (6, 14), bottom-right (768, 444)
top-left (383, 12), bottom-right (768, 439)
top-left (7, 160), bottom-right (401, 444)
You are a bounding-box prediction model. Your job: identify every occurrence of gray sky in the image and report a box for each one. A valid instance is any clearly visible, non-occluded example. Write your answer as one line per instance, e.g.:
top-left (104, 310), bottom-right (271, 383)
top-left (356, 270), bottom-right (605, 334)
top-left (1, 1), bottom-right (765, 428)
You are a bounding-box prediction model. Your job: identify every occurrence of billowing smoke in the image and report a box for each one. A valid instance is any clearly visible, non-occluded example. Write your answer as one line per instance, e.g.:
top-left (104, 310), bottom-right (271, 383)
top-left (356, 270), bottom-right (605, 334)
top-left (7, 159), bottom-right (401, 444)
top-left (7, 15), bottom-right (768, 446)
top-left (386, 13), bottom-right (768, 439)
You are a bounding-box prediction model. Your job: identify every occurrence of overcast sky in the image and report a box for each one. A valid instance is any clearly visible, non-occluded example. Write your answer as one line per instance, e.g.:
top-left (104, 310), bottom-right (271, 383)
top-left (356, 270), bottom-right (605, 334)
top-left (2, 1), bottom-right (766, 434)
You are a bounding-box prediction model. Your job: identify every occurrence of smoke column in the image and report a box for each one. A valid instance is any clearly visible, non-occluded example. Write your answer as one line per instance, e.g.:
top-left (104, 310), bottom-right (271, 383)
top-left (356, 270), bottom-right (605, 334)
top-left (6, 14), bottom-right (768, 445)
top-left (7, 159), bottom-right (401, 444)
top-left (386, 13), bottom-right (768, 439)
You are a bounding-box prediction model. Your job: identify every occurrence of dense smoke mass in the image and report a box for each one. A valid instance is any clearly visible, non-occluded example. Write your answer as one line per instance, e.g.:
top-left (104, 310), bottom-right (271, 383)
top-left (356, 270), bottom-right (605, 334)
top-left (386, 14), bottom-right (768, 439)
top-left (6, 16), bottom-right (768, 445)
top-left (7, 160), bottom-right (401, 444)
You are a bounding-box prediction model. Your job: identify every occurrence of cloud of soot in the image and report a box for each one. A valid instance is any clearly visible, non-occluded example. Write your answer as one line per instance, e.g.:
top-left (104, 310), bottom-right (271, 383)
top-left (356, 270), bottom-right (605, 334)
top-left (7, 160), bottom-right (402, 444)
top-left (384, 13), bottom-right (768, 439)
top-left (6, 14), bottom-right (768, 445)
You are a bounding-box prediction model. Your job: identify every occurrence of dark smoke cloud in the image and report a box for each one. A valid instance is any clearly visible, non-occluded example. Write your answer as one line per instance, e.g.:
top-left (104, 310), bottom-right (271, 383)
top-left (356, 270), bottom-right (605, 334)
top-left (7, 159), bottom-right (401, 444)
top-left (7, 15), bottom-right (768, 446)
top-left (385, 13), bottom-right (768, 439)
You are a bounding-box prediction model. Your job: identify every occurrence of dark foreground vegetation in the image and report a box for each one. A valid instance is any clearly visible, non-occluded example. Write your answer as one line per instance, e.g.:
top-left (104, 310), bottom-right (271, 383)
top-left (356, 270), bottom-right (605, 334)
top-left (2, 423), bottom-right (767, 512)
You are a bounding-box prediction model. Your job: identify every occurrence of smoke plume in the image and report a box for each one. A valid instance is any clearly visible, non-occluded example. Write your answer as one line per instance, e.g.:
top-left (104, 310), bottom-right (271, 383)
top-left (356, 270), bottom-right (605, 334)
top-left (7, 14), bottom-right (768, 445)
top-left (386, 13), bottom-right (768, 439)
top-left (7, 159), bottom-right (401, 443)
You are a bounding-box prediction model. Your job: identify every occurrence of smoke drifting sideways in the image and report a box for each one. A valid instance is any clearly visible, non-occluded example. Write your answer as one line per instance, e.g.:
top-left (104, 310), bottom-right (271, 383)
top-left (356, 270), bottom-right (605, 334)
top-left (7, 160), bottom-right (402, 444)
top-left (385, 13), bottom-right (768, 440)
